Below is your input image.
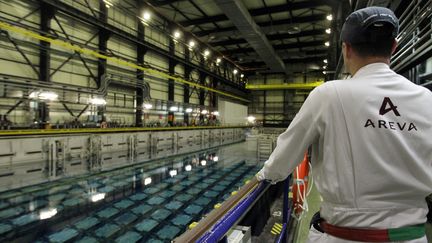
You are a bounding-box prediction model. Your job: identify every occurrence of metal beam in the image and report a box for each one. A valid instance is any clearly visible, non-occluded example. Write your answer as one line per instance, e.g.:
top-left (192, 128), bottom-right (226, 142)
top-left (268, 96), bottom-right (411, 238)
top-left (221, 40), bottom-right (325, 55)
top-left (39, 0), bottom-right (246, 92)
top-left (180, 0), bottom-right (332, 26)
top-left (195, 14), bottom-right (327, 37)
top-left (210, 29), bottom-right (327, 46)
top-left (214, 0), bottom-right (287, 73)
top-left (245, 81), bottom-right (323, 90)
top-left (147, 0), bottom-right (186, 7)
top-left (241, 55), bottom-right (327, 67)
top-left (183, 49), bottom-right (191, 124)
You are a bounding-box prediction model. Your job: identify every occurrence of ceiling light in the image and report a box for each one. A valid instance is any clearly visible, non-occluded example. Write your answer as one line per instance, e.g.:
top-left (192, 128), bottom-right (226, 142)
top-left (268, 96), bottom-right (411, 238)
top-left (38, 91), bottom-right (58, 101)
top-left (247, 116), bottom-right (256, 122)
top-left (327, 14), bottom-right (333, 21)
top-left (323, 59), bottom-right (328, 64)
top-left (169, 169), bottom-right (177, 177)
top-left (326, 28), bottom-right (331, 34)
top-left (200, 160), bottom-right (207, 166)
top-left (216, 58), bottom-right (221, 63)
top-left (323, 71), bottom-right (327, 75)
top-left (212, 156), bottom-right (219, 162)
top-left (143, 103), bottom-right (153, 109)
top-left (89, 97), bottom-right (107, 105)
top-left (189, 40), bottom-right (195, 48)
top-left (144, 177), bottom-right (152, 185)
top-left (211, 111), bottom-right (219, 116)
top-left (103, 0), bottom-right (113, 8)
top-left (90, 193), bottom-right (106, 202)
top-left (204, 49), bottom-right (210, 57)
top-left (201, 109), bottom-right (208, 115)
top-left (325, 41), bottom-right (330, 47)
top-left (185, 108), bottom-right (193, 113)
top-left (323, 65), bottom-right (327, 69)
top-left (240, 73), bottom-right (244, 78)
top-left (173, 30), bottom-right (181, 39)
top-left (185, 165), bottom-right (192, 171)
top-left (169, 106), bottom-right (178, 112)
top-left (39, 208), bottom-right (57, 220)
top-left (143, 11), bottom-right (151, 21)
top-left (233, 69), bottom-right (238, 75)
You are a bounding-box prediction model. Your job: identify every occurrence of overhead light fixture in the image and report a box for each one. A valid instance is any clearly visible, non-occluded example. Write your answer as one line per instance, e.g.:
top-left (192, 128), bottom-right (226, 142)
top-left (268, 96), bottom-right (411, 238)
top-left (39, 208), bottom-right (58, 220)
top-left (325, 41), bottom-right (330, 47)
top-left (33, 91), bottom-right (58, 101)
top-left (103, 0), bottom-right (113, 8)
top-left (327, 14), bottom-right (333, 21)
top-left (144, 177), bottom-right (152, 185)
top-left (211, 111), bottom-right (219, 116)
top-left (240, 73), bottom-right (244, 78)
top-left (185, 165), bottom-right (192, 171)
top-left (143, 11), bottom-right (151, 21)
top-left (173, 30), bottom-right (181, 39)
top-left (323, 65), bottom-right (327, 69)
top-left (200, 160), bottom-right (207, 166)
top-left (233, 69), bottom-right (238, 75)
top-left (169, 106), bottom-right (178, 112)
top-left (185, 108), bottom-right (193, 113)
top-left (212, 156), bottom-right (219, 162)
top-left (323, 71), bottom-right (327, 75)
top-left (203, 49), bottom-right (210, 57)
top-left (143, 103), bottom-right (153, 109)
top-left (89, 97), bottom-right (107, 106)
top-left (201, 109), bottom-right (208, 115)
top-left (216, 58), bottom-right (221, 63)
top-left (189, 40), bottom-right (195, 48)
top-left (323, 59), bottom-right (328, 64)
top-left (90, 193), bottom-right (106, 202)
top-left (247, 116), bottom-right (256, 122)
top-left (326, 28), bottom-right (331, 34)
top-left (169, 169), bottom-right (177, 177)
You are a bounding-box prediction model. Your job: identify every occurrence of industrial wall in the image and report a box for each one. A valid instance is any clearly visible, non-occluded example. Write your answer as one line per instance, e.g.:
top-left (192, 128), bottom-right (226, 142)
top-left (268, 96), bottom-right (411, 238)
top-left (0, 127), bottom-right (247, 191)
top-left (218, 98), bottom-right (248, 125)
top-left (0, 0), bottom-right (246, 128)
top-left (247, 73), bottom-right (323, 126)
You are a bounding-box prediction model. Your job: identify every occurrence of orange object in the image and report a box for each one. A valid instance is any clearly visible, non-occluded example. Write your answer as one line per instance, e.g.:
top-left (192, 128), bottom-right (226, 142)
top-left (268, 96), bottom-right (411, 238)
top-left (292, 152), bottom-right (309, 215)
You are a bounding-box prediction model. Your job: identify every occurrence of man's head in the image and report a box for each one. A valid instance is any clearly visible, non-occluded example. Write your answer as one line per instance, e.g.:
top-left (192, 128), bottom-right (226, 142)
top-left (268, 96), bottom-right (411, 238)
top-left (340, 7), bottom-right (399, 75)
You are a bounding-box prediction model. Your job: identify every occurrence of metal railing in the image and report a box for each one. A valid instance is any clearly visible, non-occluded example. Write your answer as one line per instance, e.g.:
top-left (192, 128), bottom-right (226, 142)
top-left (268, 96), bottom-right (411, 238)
top-left (173, 175), bottom-right (292, 243)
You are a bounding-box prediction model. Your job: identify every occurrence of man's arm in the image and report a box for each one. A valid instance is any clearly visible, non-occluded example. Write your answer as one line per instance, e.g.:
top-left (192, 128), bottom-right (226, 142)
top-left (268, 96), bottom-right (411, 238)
top-left (256, 85), bottom-right (326, 183)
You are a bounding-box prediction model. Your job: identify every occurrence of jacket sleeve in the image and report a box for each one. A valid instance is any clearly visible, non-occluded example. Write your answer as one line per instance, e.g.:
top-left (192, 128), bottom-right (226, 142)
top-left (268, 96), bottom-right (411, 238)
top-left (256, 85), bottom-right (325, 183)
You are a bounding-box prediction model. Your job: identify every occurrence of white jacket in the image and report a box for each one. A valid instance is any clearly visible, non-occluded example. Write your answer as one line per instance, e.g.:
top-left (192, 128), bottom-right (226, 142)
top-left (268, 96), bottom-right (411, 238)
top-left (257, 63), bottom-right (432, 240)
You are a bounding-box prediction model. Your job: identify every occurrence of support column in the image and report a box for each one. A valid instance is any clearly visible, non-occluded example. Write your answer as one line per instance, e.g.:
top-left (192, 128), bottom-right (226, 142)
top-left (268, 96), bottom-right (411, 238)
top-left (183, 49), bottom-right (191, 125)
top-left (263, 75), bottom-right (267, 126)
top-left (199, 71), bottom-right (206, 124)
top-left (97, 0), bottom-right (109, 123)
top-left (38, 2), bottom-right (54, 128)
top-left (168, 38), bottom-right (177, 126)
top-left (136, 13), bottom-right (147, 127)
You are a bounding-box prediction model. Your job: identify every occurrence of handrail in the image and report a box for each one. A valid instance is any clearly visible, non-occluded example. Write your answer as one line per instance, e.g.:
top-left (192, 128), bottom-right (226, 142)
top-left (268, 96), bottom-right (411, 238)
top-left (173, 175), bottom-right (292, 243)
top-left (173, 176), bottom-right (267, 243)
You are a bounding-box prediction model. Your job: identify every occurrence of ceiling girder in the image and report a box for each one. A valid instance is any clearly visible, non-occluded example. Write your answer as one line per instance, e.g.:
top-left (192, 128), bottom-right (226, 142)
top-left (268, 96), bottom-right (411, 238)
top-left (180, 0), bottom-right (332, 26)
top-left (210, 29), bottom-right (327, 46)
top-left (221, 40), bottom-right (326, 55)
top-left (195, 14), bottom-right (327, 37)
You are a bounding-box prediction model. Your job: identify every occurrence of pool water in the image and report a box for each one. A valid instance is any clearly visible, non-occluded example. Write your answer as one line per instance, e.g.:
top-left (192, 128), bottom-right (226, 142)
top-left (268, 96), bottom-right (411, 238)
top-left (0, 142), bottom-right (261, 242)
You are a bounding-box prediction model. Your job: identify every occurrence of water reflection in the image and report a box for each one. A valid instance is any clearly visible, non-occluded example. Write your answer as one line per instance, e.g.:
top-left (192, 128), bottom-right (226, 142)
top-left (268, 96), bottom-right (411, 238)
top-left (0, 142), bottom-right (260, 242)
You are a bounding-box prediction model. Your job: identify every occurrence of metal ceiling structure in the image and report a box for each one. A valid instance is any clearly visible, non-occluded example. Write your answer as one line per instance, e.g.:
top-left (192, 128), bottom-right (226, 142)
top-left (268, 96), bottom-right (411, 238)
top-left (148, 0), bottom-right (339, 75)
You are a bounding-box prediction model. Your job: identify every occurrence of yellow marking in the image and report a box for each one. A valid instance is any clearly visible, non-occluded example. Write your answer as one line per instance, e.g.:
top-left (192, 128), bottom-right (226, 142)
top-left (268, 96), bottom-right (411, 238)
top-left (0, 21), bottom-right (249, 103)
top-left (231, 191), bottom-right (238, 196)
top-left (0, 125), bottom-right (250, 136)
top-left (244, 179), bottom-right (250, 184)
top-left (245, 82), bottom-right (324, 90)
top-left (288, 192), bottom-right (293, 198)
top-left (214, 203), bottom-right (221, 209)
top-left (188, 222), bottom-right (198, 229)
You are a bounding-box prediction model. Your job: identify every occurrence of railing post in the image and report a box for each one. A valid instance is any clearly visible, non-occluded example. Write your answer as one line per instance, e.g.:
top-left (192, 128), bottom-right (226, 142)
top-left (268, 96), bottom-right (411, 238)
top-left (282, 175), bottom-right (291, 243)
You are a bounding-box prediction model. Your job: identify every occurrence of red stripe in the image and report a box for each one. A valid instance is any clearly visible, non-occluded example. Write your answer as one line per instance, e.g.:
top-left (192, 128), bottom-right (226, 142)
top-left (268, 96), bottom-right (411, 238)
top-left (321, 221), bottom-right (390, 242)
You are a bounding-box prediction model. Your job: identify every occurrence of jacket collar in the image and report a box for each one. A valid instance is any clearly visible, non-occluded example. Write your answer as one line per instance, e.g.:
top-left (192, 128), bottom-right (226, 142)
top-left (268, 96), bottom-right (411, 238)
top-left (352, 62), bottom-right (391, 78)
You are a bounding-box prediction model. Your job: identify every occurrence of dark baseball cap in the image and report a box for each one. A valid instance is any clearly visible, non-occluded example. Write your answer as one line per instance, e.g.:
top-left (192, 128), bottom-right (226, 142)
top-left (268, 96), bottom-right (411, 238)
top-left (341, 6), bottom-right (399, 44)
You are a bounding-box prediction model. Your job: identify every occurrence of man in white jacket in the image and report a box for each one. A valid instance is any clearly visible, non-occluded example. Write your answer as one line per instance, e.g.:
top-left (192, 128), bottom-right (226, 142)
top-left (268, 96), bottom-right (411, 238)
top-left (256, 6), bottom-right (432, 243)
